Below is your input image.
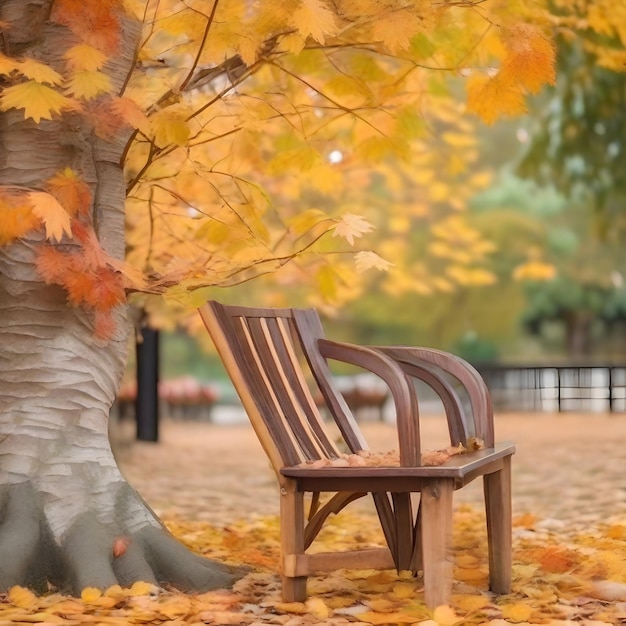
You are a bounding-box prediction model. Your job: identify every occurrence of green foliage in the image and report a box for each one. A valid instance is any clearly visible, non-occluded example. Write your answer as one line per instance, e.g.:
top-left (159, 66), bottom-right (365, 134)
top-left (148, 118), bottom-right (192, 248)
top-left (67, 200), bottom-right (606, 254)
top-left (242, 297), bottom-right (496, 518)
top-left (518, 24), bottom-right (626, 235)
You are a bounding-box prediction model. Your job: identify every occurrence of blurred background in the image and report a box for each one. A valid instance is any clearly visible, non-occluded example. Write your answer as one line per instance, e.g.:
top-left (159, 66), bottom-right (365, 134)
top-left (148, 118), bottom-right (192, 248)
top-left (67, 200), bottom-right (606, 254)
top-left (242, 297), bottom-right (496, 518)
top-left (117, 13), bottom-right (626, 434)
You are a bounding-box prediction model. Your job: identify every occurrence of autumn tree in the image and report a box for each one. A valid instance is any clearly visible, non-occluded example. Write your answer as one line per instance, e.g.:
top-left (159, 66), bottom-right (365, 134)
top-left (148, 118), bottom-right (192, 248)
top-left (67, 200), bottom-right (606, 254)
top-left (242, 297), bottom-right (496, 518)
top-left (0, 0), bottom-right (555, 595)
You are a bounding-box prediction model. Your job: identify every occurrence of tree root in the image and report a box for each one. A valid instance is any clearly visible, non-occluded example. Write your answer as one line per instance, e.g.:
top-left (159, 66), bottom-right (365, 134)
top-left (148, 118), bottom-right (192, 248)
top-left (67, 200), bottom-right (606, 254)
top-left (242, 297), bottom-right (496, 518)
top-left (0, 482), bottom-right (248, 596)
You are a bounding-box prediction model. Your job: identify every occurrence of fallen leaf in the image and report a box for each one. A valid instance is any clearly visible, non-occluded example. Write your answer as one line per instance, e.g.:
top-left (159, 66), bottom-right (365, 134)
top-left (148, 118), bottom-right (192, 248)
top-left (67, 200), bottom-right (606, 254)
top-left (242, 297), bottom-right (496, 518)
top-left (80, 587), bottom-right (102, 603)
top-left (112, 536), bottom-right (131, 558)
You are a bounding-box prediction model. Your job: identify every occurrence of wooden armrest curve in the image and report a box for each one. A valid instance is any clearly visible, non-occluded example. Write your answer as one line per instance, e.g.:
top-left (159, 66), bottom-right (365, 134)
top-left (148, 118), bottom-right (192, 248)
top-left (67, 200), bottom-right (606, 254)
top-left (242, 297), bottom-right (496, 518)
top-left (318, 339), bottom-right (420, 465)
top-left (375, 347), bottom-right (494, 446)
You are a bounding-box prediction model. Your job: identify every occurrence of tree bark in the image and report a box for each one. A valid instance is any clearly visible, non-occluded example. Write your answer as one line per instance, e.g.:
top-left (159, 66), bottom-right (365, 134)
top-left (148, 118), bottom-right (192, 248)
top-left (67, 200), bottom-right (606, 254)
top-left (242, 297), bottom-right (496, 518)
top-left (0, 0), bottom-right (242, 594)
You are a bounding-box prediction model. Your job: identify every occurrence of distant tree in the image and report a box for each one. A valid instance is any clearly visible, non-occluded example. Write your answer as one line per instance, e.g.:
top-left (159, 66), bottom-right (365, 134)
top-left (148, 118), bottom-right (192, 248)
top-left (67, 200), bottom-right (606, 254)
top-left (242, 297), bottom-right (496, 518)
top-left (522, 278), bottom-right (611, 358)
top-left (518, 2), bottom-right (626, 237)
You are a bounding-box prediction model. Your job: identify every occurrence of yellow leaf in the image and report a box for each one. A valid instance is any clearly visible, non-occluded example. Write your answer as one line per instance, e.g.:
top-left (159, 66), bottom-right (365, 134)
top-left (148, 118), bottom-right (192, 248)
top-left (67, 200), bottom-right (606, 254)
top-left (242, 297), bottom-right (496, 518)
top-left (468, 171), bottom-right (492, 189)
top-left (371, 9), bottom-right (425, 52)
top-left (129, 580), bottom-right (158, 596)
top-left (45, 167), bottom-right (91, 217)
top-left (237, 36), bottom-right (260, 66)
top-left (17, 58), bottom-right (63, 84)
top-left (359, 610), bottom-right (423, 624)
top-left (305, 597), bottom-right (332, 619)
top-left (273, 601), bottom-right (307, 613)
top-left (512, 261), bottom-right (556, 281)
top-left (501, 602), bottom-right (534, 622)
top-left (288, 208), bottom-right (330, 236)
top-left (452, 594), bottom-right (491, 612)
top-left (316, 265), bottom-right (338, 301)
top-left (455, 565), bottom-right (489, 584)
top-left (332, 213), bottom-right (374, 246)
top-left (291, 0), bottom-right (338, 44)
top-left (28, 191), bottom-right (72, 242)
top-left (279, 32), bottom-right (306, 54)
top-left (366, 598), bottom-right (396, 613)
top-left (80, 587), bottom-right (102, 602)
top-left (0, 52), bottom-right (20, 75)
top-left (355, 251), bottom-right (393, 273)
top-left (104, 584), bottom-right (126, 598)
top-left (157, 595), bottom-right (192, 618)
top-left (66, 70), bottom-right (112, 100)
top-left (433, 604), bottom-right (460, 625)
top-left (441, 132), bottom-right (476, 148)
top-left (8, 585), bottom-right (38, 609)
top-left (466, 74), bottom-right (527, 124)
top-left (446, 265), bottom-right (495, 286)
top-left (151, 105), bottom-right (192, 148)
top-left (64, 44), bottom-right (108, 71)
top-left (391, 581), bottom-right (416, 599)
top-left (0, 81), bottom-right (72, 122)
top-left (605, 524), bottom-right (626, 539)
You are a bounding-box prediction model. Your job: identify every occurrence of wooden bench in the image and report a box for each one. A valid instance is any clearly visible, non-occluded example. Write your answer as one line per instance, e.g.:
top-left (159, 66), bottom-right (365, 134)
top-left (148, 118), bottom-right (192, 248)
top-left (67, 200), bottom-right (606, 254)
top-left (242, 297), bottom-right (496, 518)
top-left (199, 301), bottom-right (514, 608)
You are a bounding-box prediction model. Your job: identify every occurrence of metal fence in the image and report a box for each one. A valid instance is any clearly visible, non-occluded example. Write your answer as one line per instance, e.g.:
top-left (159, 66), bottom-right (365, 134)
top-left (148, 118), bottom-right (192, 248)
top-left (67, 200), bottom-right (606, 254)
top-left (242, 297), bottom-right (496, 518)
top-left (475, 364), bottom-right (626, 413)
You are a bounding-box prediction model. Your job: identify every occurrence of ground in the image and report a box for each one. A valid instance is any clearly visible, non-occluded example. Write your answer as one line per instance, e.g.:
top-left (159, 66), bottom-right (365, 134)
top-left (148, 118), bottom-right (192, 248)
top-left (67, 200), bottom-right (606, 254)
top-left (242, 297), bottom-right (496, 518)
top-left (118, 412), bottom-right (626, 529)
top-left (2, 412), bottom-right (624, 625)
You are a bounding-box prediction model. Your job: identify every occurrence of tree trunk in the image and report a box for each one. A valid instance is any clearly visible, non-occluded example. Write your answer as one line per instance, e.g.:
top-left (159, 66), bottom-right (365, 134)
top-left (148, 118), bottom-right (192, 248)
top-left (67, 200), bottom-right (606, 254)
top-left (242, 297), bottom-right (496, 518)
top-left (0, 0), bottom-right (242, 594)
top-left (564, 311), bottom-right (593, 359)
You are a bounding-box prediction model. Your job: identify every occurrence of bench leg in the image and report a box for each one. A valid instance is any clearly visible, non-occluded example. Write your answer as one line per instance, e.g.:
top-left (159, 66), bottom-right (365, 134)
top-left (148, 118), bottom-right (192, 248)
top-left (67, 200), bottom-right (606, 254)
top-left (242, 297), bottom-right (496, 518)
top-left (420, 479), bottom-right (454, 608)
top-left (280, 481), bottom-right (307, 602)
top-left (484, 455), bottom-right (512, 594)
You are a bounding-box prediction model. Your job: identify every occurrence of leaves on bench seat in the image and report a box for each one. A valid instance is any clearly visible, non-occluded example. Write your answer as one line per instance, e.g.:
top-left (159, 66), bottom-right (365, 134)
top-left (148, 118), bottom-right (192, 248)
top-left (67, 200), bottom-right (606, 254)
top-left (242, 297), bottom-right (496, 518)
top-left (295, 438), bottom-right (484, 469)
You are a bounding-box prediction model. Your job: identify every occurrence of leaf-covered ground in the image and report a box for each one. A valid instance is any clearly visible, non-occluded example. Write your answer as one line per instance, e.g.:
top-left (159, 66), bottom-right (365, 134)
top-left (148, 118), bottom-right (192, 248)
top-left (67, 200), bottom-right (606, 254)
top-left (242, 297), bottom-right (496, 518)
top-left (1, 507), bottom-right (625, 625)
top-left (2, 414), bottom-right (623, 625)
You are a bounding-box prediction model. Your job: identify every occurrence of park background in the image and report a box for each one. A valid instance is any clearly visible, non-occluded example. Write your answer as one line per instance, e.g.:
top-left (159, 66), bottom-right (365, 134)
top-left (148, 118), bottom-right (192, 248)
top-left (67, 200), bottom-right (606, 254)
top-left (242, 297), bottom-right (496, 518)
top-left (1, 1), bottom-right (626, 624)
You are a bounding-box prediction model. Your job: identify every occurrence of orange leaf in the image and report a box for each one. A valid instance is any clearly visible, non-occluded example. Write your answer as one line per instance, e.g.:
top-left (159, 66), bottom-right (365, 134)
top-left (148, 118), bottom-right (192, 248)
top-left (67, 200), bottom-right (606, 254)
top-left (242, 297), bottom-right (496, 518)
top-left (83, 99), bottom-right (126, 139)
top-left (51, 0), bottom-right (122, 54)
top-left (501, 602), bottom-right (534, 622)
top-left (535, 545), bottom-right (578, 573)
top-left (35, 246), bottom-right (74, 284)
top-left (71, 221), bottom-right (110, 269)
top-left (8, 586), bottom-right (37, 609)
top-left (85, 267), bottom-right (126, 309)
top-left (107, 257), bottom-right (147, 291)
top-left (500, 24), bottom-right (556, 94)
top-left (65, 270), bottom-right (97, 307)
top-left (466, 73), bottom-right (527, 124)
top-left (111, 96), bottom-right (150, 134)
top-left (0, 188), bottom-right (40, 245)
top-left (45, 168), bottom-right (92, 217)
top-left (93, 309), bottom-right (117, 341)
top-left (112, 536), bottom-right (131, 557)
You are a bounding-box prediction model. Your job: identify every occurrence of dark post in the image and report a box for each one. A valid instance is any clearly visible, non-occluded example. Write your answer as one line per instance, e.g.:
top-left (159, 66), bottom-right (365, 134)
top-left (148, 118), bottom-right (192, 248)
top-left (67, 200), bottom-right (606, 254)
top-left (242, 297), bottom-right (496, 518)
top-left (136, 326), bottom-right (160, 442)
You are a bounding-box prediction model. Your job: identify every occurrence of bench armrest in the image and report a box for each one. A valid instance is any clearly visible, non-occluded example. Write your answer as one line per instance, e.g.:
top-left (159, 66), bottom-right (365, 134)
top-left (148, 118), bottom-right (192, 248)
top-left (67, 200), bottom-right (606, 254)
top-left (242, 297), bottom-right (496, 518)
top-left (375, 347), bottom-right (494, 446)
top-left (317, 339), bottom-right (421, 465)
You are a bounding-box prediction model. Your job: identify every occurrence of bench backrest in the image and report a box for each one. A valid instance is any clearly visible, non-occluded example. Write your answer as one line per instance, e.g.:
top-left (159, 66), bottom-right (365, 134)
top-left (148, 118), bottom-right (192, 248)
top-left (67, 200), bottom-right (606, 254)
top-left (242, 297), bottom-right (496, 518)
top-left (199, 301), bottom-right (368, 472)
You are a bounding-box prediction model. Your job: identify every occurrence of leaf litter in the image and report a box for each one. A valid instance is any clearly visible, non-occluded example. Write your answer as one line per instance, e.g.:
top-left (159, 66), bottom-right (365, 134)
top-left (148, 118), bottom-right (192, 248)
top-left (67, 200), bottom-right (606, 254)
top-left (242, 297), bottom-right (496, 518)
top-left (1, 506), bottom-right (625, 625)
